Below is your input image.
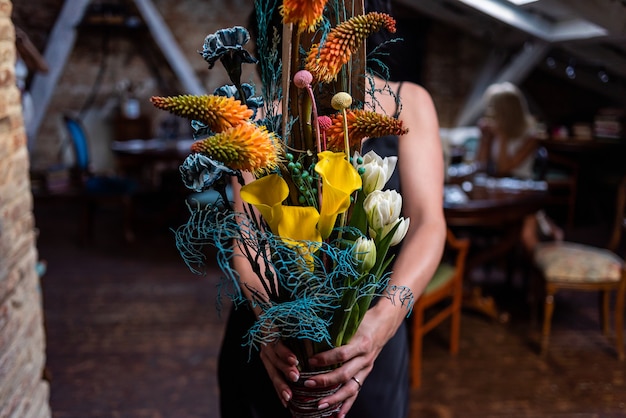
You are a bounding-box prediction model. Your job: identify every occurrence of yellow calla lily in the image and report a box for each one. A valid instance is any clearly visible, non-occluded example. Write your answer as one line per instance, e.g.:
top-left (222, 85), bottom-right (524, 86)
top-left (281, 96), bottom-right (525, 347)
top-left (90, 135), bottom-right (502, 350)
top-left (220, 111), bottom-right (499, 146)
top-left (240, 174), bottom-right (289, 233)
top-left (278, 206), bottom-right (322, 243)
top-left (279, 205), bottom-right (322, 268)
top-left (315, 151), bottom-right (362, 239)
top-left (240, 174), bottom-right (322, 243)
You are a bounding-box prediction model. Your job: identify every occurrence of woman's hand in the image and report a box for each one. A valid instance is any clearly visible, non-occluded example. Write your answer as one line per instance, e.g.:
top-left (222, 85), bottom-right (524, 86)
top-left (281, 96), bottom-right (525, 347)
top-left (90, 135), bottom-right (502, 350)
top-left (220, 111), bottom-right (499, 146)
top-left (258, 300), bottom-right (403, 417)
top-left (259, 340), bottom-right (301, 408)
top-left (258, 326), bottom-right (376, 416)
top-left (300, 307), bottom-right (397, 418)
top-left (478, 117), bottom-right (495, 136)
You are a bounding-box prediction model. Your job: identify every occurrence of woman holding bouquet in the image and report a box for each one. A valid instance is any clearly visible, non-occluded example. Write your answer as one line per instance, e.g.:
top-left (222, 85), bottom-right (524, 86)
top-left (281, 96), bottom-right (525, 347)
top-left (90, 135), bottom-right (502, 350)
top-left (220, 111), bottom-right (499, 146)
top-left (217, 1), bottom-right (446, 417)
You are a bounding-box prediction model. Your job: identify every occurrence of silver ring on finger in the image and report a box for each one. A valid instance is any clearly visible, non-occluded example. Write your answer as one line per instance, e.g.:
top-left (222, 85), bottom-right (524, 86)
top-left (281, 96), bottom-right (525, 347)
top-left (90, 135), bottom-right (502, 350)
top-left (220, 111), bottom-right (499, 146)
top-left (351, 376), bottom-right (362, 391)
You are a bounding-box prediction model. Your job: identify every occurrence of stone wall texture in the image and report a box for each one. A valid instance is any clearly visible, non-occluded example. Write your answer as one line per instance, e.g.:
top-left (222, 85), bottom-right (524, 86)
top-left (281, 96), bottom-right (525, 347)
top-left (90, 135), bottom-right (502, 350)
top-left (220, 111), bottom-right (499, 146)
top-left (1, 1), bottom-right (51, 417)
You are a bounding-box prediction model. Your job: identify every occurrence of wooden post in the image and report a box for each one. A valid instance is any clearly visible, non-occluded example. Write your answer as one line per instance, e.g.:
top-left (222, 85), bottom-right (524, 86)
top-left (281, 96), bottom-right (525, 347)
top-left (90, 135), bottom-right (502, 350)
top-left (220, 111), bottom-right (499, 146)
top-left (283, 0), bottom-right (366, 153)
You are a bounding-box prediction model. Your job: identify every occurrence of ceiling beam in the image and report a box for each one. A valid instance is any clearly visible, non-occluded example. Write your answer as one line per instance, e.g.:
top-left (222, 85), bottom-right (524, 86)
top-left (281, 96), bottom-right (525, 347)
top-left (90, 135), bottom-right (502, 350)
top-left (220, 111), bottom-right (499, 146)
top-left (563, 0), bottom-right (626, 36)
top-left (457, 0), bottom-right (607, 42)
top-left (26, 0), bottom-right (91, 148)
top-left (453, 49), bottom-right (508, 126)
top-left (394, 0), bottom-right (626, 122)
top-left (455, 40), bottom-right (549, 126)
top-left (133, 0), bottom-right (205, 96)
top-left (394, 0), bottom-right (508, 41)
top-left (458, 0), bottom-right (626, 86)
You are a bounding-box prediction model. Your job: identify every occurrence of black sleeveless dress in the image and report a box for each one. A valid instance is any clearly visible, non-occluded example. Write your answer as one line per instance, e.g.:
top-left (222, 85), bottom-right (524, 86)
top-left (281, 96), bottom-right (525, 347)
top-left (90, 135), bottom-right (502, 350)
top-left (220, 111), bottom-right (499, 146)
top-left (218, 87), bottom-right (409, 418)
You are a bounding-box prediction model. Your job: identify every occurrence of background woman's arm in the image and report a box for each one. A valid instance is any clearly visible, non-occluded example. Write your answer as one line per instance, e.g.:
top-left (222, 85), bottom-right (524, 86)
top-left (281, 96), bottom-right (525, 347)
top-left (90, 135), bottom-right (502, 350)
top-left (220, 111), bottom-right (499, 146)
top-left (494, 135), bottom-right (537, 176)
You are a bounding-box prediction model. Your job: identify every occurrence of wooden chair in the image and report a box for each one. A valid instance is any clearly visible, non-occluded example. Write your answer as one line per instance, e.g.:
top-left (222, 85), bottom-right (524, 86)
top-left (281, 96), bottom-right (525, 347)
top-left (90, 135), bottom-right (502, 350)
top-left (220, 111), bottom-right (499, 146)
top-left (535, 146), bottom-right (579, 228)
top-left (62, 114), bottom-right (137, 243)
top-left (409, 229), bottom-right (469, 388)
top-left (531, 175), bottom-right (626, 360)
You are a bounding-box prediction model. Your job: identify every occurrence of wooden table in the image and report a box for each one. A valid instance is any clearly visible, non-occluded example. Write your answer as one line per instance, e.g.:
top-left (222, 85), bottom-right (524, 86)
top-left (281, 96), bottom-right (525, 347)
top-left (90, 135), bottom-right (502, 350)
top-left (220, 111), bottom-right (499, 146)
top-left (111, 138), bottom-right (194, 189)
top-left (111, 138), bottom-right (194, 160)
top-left (445, 177), bottom-right (548, 232)
top-left (444, 176), bottom-right (549, 322)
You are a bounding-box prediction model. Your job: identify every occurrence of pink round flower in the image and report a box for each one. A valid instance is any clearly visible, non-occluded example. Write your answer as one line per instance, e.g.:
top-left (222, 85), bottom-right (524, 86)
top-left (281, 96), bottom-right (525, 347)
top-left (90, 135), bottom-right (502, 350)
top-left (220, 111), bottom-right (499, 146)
top-left (318, 115), bottom-right (332, 132)
top-left (293, 70), bottom-right (313, 89)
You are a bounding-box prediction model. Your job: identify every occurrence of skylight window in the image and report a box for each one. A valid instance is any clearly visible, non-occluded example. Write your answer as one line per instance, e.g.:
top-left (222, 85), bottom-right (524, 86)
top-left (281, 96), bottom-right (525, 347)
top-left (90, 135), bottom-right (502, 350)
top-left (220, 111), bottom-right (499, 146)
top-left (505, 0), bottom-right (540, 5)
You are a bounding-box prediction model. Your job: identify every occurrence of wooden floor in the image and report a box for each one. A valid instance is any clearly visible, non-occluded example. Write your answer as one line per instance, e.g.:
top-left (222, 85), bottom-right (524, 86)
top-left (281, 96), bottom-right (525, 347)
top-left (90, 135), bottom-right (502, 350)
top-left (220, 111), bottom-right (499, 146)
top-left (35, 196), bottom-right (626, 418)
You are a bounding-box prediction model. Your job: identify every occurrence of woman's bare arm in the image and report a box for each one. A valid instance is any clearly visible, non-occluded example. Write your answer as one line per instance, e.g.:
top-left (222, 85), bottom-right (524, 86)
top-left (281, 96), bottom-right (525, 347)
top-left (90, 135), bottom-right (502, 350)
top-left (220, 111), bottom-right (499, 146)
top-left (303, 81), bottom-right (447, 416)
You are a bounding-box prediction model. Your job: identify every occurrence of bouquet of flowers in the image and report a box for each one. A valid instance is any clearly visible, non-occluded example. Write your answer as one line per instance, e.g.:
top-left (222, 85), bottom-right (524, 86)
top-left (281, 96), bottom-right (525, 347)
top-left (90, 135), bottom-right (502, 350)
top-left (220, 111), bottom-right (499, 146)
top-left (151, 0), bottom-right (412, 414)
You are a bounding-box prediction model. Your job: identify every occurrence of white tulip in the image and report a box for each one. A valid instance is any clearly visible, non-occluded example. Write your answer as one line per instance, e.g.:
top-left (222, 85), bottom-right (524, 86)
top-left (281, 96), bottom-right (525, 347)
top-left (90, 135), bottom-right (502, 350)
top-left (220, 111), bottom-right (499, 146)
top-left (353, 150), bottom-right (397, 195)
top-left (383, 217), bottom-right (410, 246)
top-left (363, 189), bottom-right (403, 233)
top-left (352, 237), bottom-right (377, 273)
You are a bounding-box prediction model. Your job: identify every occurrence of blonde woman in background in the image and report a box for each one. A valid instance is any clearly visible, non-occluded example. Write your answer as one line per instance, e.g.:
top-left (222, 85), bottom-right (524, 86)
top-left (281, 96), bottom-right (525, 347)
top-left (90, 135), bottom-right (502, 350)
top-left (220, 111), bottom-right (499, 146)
top-left (475, 82), bottom-right (563, 253)
top-left (475, 81), bottom-right (538, 179)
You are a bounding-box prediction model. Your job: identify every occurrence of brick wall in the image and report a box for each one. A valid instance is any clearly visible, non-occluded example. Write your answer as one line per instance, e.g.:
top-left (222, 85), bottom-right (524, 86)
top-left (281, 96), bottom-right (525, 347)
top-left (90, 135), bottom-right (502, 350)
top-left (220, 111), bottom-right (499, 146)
top-left (0, 1), bottom-right (51, 417)
top-left (423, 24), bottom-right (489, 128)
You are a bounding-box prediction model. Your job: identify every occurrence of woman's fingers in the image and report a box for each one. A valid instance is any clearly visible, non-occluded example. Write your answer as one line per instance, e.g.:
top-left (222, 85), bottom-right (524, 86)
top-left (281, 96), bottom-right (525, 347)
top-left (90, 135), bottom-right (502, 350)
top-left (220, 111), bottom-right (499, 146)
top-left (259, 357), bottom-right (291, 406)
top-left (309, 334), bottom-right (369, 369)
top-left (302, 322), bottom-right (384, 416)
top-left (336, 387), bottom-right (358, 418)
top-left (317, 373), bottom-right (364, 408)
top-left (260, 341), bottom-right (299, 375)
top-left (302, 351), bottom-right (374, 415)
top-left (272, 341), bottom-right (300, 382)
top-left (259, 342), bottom-right (299, 406)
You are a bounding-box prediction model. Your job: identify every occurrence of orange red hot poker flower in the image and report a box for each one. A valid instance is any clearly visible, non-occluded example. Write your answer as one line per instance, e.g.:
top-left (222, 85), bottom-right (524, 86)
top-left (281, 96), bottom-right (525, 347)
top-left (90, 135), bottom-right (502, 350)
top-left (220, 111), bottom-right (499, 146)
top-left (325, 109), bottom-right (408, 152)
top-left (150, 94), bottom-right (253, 133)
top-left (190, 122), bottom-right (281, 174)
top-left (305, 12), bottom-right (396, 84)
top-left (281, 0), bottom-right (327, 33)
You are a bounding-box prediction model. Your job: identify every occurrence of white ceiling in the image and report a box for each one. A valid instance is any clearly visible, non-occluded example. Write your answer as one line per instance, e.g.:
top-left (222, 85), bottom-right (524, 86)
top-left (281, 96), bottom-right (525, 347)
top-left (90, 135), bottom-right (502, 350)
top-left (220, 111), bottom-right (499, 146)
top-left (394, 0), bottom-right (626, 125)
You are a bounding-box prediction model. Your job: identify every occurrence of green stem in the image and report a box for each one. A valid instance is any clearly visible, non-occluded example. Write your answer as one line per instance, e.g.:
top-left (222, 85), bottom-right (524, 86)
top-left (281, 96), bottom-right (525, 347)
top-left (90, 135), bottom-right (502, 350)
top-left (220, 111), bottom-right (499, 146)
top-left (342, 108), bottom-right (350, 157)
top-left (302, 92), bottom-right (313, 153)
top-left (304, 86), bottom-right (322, 154)
top-left (329, 287), bottom-right (358, 347)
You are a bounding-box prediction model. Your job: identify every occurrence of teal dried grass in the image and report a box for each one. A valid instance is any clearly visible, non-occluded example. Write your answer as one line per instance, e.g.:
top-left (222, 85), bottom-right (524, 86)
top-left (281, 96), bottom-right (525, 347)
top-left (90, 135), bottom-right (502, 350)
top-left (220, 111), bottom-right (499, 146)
top-left (173, 195), bottom-right (394, 351)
